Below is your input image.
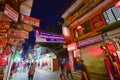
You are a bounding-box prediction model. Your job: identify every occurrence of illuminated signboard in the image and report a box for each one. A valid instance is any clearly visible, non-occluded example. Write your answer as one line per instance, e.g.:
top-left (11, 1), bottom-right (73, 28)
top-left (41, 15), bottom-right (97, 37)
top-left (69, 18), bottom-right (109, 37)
top-left (78, 35), bottom-right (103, 48)
top-left (67, 42), bottom-right (77, 51)
top-left (23, 15), bottom-right (40, 27)
top-left (35, 31), bottom-right (65, 43)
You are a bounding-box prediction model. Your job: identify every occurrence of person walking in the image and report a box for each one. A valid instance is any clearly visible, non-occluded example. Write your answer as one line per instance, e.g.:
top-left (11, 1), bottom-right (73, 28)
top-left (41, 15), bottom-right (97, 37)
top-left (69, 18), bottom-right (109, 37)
top-left (60, 60), bottom-right (66, 80)
top-left (66, 59), bottom-right (74, 80)
top-left (80, 60), bottom-right (90, 80)
top-left (28, 63), bottom-right (35, 80)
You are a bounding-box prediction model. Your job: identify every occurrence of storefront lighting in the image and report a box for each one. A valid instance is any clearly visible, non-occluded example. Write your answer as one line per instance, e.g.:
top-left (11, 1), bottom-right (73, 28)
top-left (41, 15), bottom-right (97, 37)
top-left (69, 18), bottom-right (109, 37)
top-left (77, 26), bottom-right (83, 30)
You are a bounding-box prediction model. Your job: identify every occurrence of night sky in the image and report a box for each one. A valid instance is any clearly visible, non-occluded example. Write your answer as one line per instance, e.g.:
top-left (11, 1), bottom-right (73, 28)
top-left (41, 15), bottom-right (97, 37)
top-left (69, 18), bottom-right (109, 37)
top-left (30, 0), bottom-right (73, 30)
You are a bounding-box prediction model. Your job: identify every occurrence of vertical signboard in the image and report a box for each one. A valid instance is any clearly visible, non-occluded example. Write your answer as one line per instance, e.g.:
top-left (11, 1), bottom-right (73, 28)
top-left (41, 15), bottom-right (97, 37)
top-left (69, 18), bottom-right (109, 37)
top-left (62, 26), bottom-right (71, 43)
top-left (69, 51), bottom-right (74, 71)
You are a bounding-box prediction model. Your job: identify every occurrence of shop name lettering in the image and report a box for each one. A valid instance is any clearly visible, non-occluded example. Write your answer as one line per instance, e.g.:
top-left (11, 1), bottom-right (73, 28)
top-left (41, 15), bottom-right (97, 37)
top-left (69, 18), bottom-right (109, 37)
top-left (78, 0), bottom-right (94, 14)
top-left (39, 35), bottom-right (64, 39)
top-left (24, 19), bottom-right (39, 27)
top-left (78, 36), bottom-right (103, 46)
top-left (68, 0), bottom-right (103, 23)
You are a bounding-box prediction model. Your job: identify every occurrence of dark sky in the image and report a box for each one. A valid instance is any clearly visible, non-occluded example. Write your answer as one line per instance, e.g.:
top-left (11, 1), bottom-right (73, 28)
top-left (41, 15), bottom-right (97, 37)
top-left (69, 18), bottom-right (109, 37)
top-left (30, 0), bottom-right (73, 30)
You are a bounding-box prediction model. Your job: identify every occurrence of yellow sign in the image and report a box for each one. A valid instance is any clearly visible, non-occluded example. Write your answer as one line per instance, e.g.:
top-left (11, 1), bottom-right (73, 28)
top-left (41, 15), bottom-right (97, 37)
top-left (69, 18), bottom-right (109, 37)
top-left (67, 0), bottom-right (104, 24)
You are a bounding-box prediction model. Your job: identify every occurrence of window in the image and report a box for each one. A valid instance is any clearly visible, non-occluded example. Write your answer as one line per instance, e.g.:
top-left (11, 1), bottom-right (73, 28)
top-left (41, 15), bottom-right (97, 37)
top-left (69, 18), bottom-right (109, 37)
top-left (103, 6), bottom-right (120, 24)
top-left (74, 20), bottom-right (92, 38)
top-left (81, 20), bottom-right (92, 34)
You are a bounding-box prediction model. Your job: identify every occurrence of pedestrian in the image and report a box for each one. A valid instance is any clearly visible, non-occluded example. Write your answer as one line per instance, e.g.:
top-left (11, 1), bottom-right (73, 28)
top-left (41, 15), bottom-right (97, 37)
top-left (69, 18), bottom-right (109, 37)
top-left (66, 59), bottom-right (74, 79)
top-left (80, 60), bottom-right (90, 80)
top-left (60, 60), bottom-right (66, 80)
top-left (28, 63), bottom-right (35, 80)
top-left (76, 61), bottom-right (82, 75)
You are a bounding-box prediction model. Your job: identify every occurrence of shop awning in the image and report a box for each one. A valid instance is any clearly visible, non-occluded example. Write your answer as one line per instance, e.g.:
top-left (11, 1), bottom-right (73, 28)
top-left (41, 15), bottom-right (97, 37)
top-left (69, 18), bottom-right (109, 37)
top-left (97, 21), bottom-right (120, 33)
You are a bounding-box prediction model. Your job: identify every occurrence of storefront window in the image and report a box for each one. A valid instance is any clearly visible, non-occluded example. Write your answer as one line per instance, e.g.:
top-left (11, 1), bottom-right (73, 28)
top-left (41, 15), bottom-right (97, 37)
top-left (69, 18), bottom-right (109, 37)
top-left (81, 20), bottom-right (92, 34)
top-left (103, 6), bottom-right (120, 24)
top-left (74, 20), bottom-right (92, 38)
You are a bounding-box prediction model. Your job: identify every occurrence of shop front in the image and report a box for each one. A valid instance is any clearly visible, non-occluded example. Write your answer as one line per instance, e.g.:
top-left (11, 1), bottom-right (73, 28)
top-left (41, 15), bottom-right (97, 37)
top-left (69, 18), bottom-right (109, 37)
top-left (77, 35), bottom-right (109, 79)
top-left (102, 28), bottom-right (120, 79)
top-left (39, 53), bottom-right (58, 72)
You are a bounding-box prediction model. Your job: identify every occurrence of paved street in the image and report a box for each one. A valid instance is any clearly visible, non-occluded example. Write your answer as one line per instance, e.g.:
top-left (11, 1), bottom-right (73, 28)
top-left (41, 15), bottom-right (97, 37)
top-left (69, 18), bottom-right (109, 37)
top-left (12, 69), bottom-right (79, 80)
top-left (12, 69), bottom-right (110, 80)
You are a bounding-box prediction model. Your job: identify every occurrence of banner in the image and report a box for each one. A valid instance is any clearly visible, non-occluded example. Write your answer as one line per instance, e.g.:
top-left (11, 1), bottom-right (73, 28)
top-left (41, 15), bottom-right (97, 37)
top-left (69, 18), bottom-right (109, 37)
top-left (78, 35), bottom-right (103, 48)
top-left (36, 35), bottom-right (65, 43)
top-left (36, 30), bottom-right (65, 43)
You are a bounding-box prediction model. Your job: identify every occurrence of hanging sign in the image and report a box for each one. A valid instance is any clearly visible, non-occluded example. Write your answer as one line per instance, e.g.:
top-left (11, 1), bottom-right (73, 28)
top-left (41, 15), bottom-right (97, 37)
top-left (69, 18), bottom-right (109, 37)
top-left (36, 35), bottom-right (65, 43)
top-left (8, 29), bottom-right (29, 39)
top-left (23, 15), bottom-right (40, 27)
top-left (4, 4), bottom-right (19, 22)
top-left (36, 30), bottom-right (65, 43)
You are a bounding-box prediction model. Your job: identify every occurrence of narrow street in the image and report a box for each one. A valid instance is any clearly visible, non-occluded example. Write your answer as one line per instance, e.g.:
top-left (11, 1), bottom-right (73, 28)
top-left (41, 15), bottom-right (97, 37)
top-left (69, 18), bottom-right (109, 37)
top-left (11, 69), bottom-right (110, 80)
top-left (12, 69), bottom-right (80, 80)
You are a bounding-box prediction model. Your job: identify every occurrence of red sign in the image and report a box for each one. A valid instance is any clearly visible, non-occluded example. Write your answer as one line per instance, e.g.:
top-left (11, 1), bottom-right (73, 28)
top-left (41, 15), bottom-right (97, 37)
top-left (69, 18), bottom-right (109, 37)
top-left (67, 42), bottom-right (77, 51)
top-left (0, 53), bottom-right (8, 66)
top-left (23, 16), bottom-right (40, 27)
top-left (5, 45), bottom-right (12, 55)
top-left (107, 42), bottom-right (116, 54)
top-left (115, 1), bottom-right (120, 8)
top-left (8, 29), bottom-right (29, 39)
top-left (4, 4), bottom-right (19, 22)
top-left (7, 38), bottom-right (19, 46)
top-left (0, 38), bottom-right (7, 47)
top-left (91, 13), bottom-right (106, 29)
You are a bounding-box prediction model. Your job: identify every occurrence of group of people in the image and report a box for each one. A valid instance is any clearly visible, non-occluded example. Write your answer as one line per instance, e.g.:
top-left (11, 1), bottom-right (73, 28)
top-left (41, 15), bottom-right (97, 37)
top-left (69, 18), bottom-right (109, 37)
top-left (60, 59), bottom-right (90, 80)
